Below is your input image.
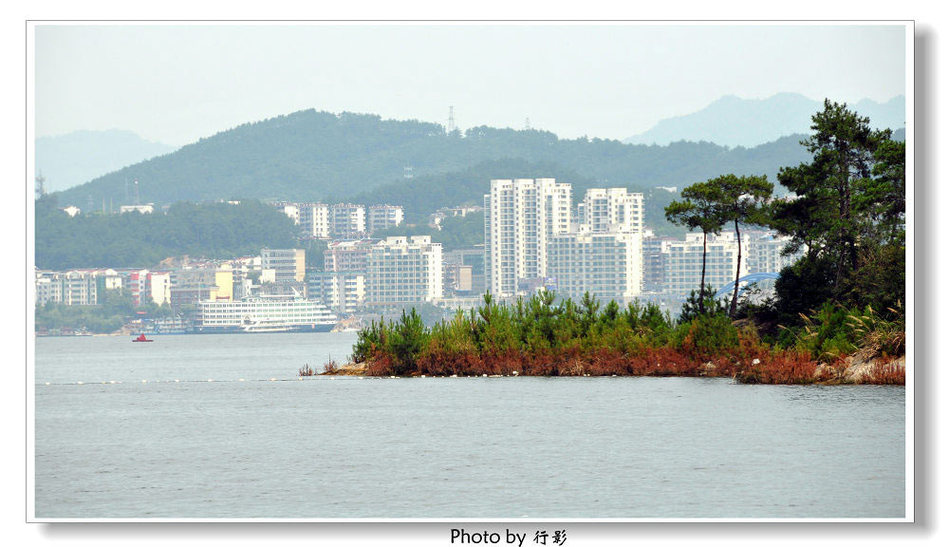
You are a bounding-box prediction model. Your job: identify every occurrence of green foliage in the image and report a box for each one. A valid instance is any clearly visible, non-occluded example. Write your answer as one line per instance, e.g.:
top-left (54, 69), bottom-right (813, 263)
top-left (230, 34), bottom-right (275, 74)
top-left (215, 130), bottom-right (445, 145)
top-left (674, 313), bottom-right (740, 357)
top-left (372, 212), bottom-right (485, 251)
top-left (389, 309), bottom-right (429, 375)
top-left (352, 291), bottom-right (679, 373)
top-left (347, 158), bottom-right (598, 216)
top-left (35, 196), bottom-right (297, 269)
top-left (303, 239), bottom-right (329, 270)
top-left (665, 182), bottom-right (726, 315)
top-left (706, 173), bottom-right (774, 316)
top-left (775, 302), bottom-right (904, 362)
top-left (433, 213), bottom-right (485, 250)
top-left (34, 288), bottom-right (175, 334)
top-left (771, 99), bottom-right (904, 317)
top-left (55, 110), bottom-right (809, 220)
top-left (352, 316), bottom-right (386, 364)
top-left (678, 286), bottom-right (729, 323)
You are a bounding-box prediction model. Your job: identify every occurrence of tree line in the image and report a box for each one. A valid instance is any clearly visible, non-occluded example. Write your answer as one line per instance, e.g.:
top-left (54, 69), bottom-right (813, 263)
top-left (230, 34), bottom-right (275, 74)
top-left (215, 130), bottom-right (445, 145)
top-left (35, 197), bottom-right (299, 270)
top-left (664, 99), bottom-right (905, 327)
top-left (54, 109), bottom-right (817, 211)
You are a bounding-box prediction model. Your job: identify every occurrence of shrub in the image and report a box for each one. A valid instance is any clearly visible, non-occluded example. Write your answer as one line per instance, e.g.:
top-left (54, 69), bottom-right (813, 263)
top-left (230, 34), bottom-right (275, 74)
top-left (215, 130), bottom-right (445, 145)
top-left (674, 313), bottom-right (740, 360)
top-left (866, 361), bottom-right (905, 385)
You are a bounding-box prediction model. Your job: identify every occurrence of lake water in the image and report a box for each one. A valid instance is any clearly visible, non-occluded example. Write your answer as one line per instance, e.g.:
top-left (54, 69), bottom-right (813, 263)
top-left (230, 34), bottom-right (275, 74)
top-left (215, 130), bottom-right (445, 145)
top-left (32, 332), bottom-right (906, 519)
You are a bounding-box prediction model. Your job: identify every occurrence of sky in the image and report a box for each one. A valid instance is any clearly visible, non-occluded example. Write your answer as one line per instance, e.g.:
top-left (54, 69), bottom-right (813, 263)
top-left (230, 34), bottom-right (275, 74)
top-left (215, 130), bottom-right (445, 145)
top-left (32, 23), bottom-right (908, 147)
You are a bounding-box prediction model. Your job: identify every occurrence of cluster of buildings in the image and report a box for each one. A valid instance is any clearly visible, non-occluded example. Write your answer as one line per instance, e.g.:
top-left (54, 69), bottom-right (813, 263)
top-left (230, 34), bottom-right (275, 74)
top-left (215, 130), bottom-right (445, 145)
top-left (35, 249), bottom-right (295, 310)
top-left (308, 236), bottom-right (481, 315)
top-left (275, 202), bottom-right (404, 238)
top-left (485, 180), bottom-right (645, 302)
top-left (37, 178), bottom-right (804, 327)
top-left (483, 178), bottom-right (802, 304)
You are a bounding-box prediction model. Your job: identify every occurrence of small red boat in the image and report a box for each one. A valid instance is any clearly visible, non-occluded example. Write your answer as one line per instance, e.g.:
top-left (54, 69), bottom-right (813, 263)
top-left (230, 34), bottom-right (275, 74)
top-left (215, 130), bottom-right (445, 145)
top-left (132, 334), bottom-right (154, 343)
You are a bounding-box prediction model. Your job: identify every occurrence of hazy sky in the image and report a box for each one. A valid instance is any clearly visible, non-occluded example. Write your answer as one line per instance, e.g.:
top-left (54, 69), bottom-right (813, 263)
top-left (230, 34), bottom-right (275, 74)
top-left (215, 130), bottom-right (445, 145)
top-left (33, 23), bottom-right (907, 146)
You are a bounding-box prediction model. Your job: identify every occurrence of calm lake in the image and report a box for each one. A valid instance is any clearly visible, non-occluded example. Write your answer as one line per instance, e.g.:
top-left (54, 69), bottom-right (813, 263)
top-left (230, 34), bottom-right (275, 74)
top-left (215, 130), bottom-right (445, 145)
top-left (33, 332), bottom-right (906, 519)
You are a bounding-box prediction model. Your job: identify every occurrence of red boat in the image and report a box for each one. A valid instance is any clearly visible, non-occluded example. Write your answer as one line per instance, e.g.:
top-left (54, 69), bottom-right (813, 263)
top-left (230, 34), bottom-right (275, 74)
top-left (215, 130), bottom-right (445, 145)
top-left (132, 334), bottom-right (153, 343)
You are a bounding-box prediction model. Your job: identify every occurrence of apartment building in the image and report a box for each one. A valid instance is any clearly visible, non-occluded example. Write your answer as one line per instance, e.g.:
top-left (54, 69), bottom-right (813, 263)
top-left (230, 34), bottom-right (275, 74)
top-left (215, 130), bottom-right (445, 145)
top-left (261, 248), bottom-right (305, 284)
top-left (300, 203), bottom-right (331, 239)
top-left (126, 270), bottom-right (151, 307)
top-left (547, 230), bottom-right (643, 303)
top-left (309, 271), bottom-right (366, 315)
top-left (324, 239), bottom-right (374, 272)
top-left (743, 230), bottom-right (805, 274)
top-left (35, 270), bottom-right (98, 306)
top-left (365, 236), bottom-right (443, 305)
top-left (484, 178), bottom-right (572, 298)
top-left (170, 267), bottom-right (233, 308)
top-left (148, 272), bottom-right (172, 306)
top-left (576, 188), bottom-right (644, 233)
top-left (443, 246), bottom-right (486, 295)
top-left (367, 205), bottom-right (404, 233)
top-left (664, 232), bottom-right (745, 298)
top-left (642, 235), bottom-right (678, 293)
top-left (330, 204), bottom-right (367, 238)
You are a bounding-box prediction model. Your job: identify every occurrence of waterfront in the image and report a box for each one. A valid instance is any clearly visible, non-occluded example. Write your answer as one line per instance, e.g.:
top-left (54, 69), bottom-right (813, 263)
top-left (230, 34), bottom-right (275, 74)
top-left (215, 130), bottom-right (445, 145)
top-left (33, 332), bottom-right (905, 519)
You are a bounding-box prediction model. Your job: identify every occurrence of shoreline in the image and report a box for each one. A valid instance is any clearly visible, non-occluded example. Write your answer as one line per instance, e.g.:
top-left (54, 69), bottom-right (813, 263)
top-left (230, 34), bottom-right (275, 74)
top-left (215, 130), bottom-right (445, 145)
top-left (319, 352), bottom-right (905, 385)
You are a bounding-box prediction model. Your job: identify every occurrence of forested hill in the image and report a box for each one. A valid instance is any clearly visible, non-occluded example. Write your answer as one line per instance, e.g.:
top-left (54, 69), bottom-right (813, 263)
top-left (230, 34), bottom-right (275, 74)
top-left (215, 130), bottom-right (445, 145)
top-left (54, 109), bottom-right (821, 209)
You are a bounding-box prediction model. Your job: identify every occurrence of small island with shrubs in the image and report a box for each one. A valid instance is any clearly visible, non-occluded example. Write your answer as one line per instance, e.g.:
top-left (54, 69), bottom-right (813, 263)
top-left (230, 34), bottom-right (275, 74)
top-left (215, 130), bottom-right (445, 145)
top-left (322, 290), bottom-right (903, 385)
top-left (317, 100), bottom-right (906, 386)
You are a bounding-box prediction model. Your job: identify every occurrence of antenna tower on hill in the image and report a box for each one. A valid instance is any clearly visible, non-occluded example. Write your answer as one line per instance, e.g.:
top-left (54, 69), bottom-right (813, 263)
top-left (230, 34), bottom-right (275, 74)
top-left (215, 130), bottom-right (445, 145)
top-left (447, 106), bottom-right (456, 133)
top-left (35, 171), bottom-right (46, 198)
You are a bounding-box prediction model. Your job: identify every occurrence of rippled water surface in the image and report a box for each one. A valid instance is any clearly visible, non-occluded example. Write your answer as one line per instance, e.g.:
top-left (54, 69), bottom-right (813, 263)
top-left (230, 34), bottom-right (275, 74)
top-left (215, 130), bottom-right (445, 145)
top-left (34, 333), bottom-right (905, 519)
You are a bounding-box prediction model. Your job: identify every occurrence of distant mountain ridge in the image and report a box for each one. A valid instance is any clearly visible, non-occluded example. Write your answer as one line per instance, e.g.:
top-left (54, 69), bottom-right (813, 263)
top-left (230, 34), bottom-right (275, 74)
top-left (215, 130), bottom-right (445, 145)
top-left (54, 109), bottom-right (824, 210)
top-left (624, 93), bottom-right (905, 148)
top-left (35, 130), bottom-right (177, 193)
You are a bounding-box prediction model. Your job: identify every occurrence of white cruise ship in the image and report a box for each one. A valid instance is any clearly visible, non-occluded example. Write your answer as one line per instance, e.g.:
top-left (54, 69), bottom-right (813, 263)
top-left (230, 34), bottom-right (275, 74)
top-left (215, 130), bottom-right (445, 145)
top-left (194, 297), bottom-right (337, 334)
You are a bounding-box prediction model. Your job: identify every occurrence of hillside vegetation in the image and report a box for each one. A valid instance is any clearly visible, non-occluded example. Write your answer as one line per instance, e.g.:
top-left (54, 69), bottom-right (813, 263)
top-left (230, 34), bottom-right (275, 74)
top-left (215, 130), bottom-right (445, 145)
top-left (55, 110), bottom-right (816, 209)
top-left (35, 196), bottom-right (298, 270)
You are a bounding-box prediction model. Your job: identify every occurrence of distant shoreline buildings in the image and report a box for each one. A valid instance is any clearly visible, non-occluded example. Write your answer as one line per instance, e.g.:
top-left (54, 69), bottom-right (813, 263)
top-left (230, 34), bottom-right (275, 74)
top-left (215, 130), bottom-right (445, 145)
top-left (36, 180), bottom-right (804, 331)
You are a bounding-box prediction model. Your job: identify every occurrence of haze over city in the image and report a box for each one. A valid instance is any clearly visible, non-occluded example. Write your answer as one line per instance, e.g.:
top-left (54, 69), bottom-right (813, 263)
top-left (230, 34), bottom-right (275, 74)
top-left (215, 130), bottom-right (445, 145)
top-left (33, 23), bottom-right (907, 146)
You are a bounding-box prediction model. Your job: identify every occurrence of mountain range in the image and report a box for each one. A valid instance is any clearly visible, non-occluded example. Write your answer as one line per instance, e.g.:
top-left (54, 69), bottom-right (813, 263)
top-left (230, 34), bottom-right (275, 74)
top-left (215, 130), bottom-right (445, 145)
top-left (53, 111), bottom-right (819, 210)
top-left (48, 95), bottom-right (904, 213)
top-left (35, 130), bottom-right (177, 194)
top-left (623, 93), bottom-right (905, 148)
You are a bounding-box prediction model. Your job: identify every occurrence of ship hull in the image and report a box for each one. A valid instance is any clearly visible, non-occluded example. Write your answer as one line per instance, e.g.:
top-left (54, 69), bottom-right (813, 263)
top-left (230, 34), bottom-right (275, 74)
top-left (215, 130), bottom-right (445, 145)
top-left (189, 323), bottom-right (336, 334)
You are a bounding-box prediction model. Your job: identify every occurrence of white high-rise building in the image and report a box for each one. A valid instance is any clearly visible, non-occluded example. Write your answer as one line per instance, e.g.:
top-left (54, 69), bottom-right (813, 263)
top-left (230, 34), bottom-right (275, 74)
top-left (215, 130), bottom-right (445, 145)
top-left (300, 203), bottom-right (331, 238)
top-left (484, 178), bottom-right (572, 297)
top-left (577, 188), bottom-right (644, 233)
top-left (547, 230), bottom-right (643, 303)
top-left (276, 202), bottom-right (332, 238)
top-left (365, 236), bottom-right (443, 305)
top-left (665, 232), bottom-right (745, 298)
